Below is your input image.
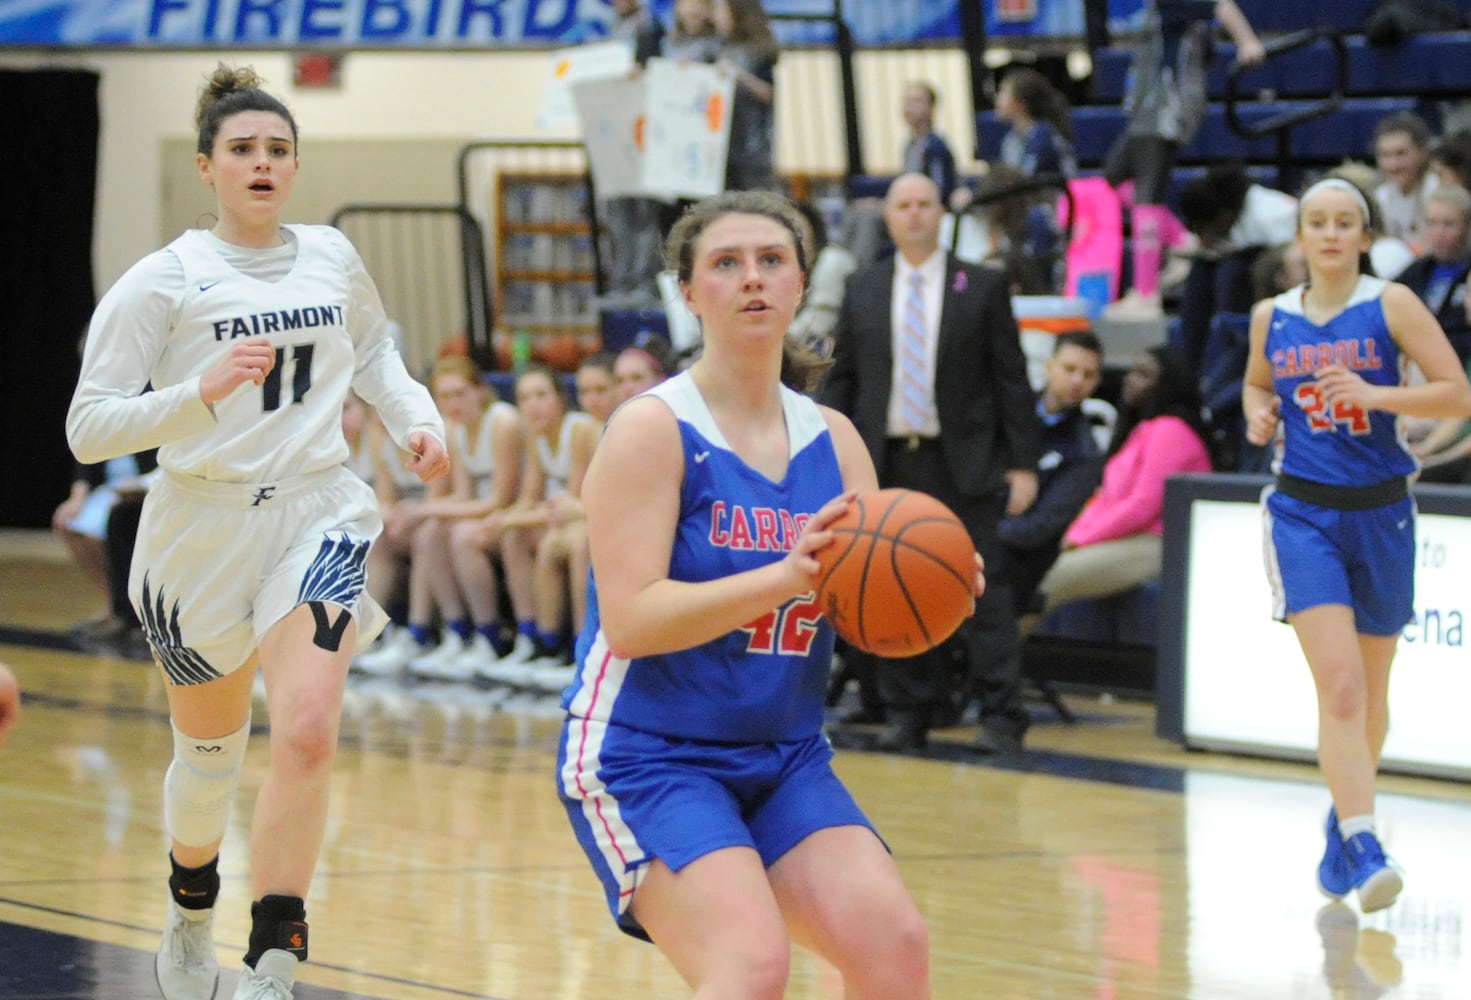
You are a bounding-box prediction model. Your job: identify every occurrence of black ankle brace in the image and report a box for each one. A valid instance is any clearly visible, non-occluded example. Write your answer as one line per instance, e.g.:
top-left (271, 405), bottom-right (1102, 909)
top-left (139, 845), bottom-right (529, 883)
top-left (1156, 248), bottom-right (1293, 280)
top-left (244, 894), bottom-right (308, 967)
top-left (168, 853), bottom-right (220, 912)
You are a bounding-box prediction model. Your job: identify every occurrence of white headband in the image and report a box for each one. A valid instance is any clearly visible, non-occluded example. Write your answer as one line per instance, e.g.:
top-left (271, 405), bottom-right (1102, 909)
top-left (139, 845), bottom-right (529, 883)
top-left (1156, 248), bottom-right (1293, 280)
top-left (1299, 178), bottom-right (1373, 226)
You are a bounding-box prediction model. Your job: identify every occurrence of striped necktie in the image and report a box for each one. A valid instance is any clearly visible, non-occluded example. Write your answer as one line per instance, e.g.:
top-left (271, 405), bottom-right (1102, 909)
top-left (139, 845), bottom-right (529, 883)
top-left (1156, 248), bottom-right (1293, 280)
top-left (899, 271), bottom-right (929, 433)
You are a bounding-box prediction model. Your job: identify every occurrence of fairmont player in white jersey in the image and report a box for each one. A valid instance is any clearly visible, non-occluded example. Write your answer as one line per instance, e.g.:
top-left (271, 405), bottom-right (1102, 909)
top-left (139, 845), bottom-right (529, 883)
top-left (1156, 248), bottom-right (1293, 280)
top-left (65, 66), bottom-right (448, 1000)
top-left (557, 191), bottom-right (979, 997)
top-left (1243, 177), bottom-right (1470, 916)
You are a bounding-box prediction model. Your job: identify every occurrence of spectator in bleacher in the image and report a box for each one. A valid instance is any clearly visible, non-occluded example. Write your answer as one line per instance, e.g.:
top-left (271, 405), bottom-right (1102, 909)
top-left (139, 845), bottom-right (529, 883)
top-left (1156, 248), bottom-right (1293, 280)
top-left (599, 0), bottom-right (667, 309)
top-left (613, 332), bottom-right (676, 403)
top-left (663, 0), bottom-right (721, 63)
top-left (901, 81), bottom-right (963, 210)
top-left (714, 0), bottom-right (779, 192)
top-left (1024, 344), bottom-right (1212, 633)
top-left (998, 331), bottom-right (1107, 617)
top-left (789, 199), bottom-right (858, 356)
top-left (52, 451), bottom-right (156, 644)
top-left (1429, 128), bottom-right (1471, 189)
top-left (1393, 184), bottom-right (1471, 362)
top-left (1241, 176), bottom-right (1471, 915)
top-left (987, 65), bottom-right (1079, 289)
top-left (849, 80), bottom-right (970, 266)
top-left (1249, 240), bottom-right (1307, 303)
top-left (1327, 162), bottom-right (1419, 278)
top-left (993, 66), bottom-right (1078, 183)
top-left (1103, 0), bottom-right (1265, 319)
top-left (960, 163), bottom-right (1070, 291)
top-left (1371, 110), bottom-right (1438, 252)
top-left (1174, 163), bottom-right (1299, 373)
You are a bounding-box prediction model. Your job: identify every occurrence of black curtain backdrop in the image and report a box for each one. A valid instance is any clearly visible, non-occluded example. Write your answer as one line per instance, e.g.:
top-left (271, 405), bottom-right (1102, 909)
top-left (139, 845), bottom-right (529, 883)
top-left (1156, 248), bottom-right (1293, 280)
top-left (1, 69), bottom-right (99, 526)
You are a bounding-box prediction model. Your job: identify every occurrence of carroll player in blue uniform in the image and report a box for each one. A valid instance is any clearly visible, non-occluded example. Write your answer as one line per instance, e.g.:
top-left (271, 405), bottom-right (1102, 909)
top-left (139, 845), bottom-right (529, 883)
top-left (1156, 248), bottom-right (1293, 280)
top-left (557, 191), bottom-right (981, 996)
top-left (1243, 177), bottom-right (1471, 913)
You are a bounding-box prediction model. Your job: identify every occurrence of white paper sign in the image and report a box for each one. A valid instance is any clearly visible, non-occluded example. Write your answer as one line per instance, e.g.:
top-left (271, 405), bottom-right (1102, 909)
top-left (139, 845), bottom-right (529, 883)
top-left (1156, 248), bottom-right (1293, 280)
top-left (538, 41), bottom-right (634, 130)
top-left (640, 58), bottom-right (734, 200)
top-left (573, 75), bottom-right (648, 198)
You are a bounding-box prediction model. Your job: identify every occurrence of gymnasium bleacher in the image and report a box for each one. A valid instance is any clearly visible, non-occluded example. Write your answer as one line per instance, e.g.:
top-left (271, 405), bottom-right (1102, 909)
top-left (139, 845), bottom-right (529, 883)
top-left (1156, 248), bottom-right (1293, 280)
top-left (982, 1), bottom-right (1471, 187)
top-left (1015, 0), bottom-right (1471, 693)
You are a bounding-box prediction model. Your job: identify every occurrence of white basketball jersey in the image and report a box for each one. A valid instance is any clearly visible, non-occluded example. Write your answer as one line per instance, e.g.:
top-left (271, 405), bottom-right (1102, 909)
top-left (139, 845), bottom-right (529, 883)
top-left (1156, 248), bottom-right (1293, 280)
top-left (454, 400), bottom-right (519, 499)
top-left (537, 411), bottom-right (597, 500)
top-left (69, 225), bottom-right (441, 484)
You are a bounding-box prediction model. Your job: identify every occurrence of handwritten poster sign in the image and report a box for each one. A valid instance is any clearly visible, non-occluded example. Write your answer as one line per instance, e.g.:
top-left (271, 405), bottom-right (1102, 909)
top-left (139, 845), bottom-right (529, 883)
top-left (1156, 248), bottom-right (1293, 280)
top-left (537, 40), bottom-right (632, 130)
top-left (572, 74), bottom-right (647, 198)
top-left (640, 58), bottom-right (733, 200)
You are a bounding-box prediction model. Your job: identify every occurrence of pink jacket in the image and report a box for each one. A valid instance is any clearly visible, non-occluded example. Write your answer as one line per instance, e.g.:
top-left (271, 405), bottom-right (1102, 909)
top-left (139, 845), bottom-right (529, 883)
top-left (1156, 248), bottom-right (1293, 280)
top-left (1063, 415), bottom-right (1212, 547)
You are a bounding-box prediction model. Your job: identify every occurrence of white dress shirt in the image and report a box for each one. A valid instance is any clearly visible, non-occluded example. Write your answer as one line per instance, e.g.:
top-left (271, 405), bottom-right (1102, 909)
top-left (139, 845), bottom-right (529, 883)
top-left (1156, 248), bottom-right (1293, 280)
top-left (887, 249), bottom-right (947, 438)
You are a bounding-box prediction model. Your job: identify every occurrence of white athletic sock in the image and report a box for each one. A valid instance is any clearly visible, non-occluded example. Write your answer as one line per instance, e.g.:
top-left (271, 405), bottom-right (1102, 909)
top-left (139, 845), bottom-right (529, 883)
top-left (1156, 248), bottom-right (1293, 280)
top-left (1339, 814), bottom-right (1376, 839)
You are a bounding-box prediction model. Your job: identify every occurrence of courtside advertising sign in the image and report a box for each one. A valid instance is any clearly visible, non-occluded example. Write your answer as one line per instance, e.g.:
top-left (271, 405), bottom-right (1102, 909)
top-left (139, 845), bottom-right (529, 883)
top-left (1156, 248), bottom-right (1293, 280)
top-left (1180, 495), bottom-right (1471, 779)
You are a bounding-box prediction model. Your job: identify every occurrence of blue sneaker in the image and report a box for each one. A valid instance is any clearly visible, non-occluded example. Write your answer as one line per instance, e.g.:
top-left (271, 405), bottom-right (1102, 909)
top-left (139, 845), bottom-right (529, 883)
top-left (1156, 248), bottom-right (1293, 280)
top-left (1343, 830), bottom-right (1403, 913)
top-left (1317, 807), bottom-right (1352, 899)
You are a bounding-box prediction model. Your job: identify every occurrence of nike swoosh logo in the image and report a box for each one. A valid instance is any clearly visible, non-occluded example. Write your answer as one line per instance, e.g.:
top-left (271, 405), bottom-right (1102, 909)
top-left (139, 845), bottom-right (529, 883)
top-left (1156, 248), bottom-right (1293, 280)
top-left (694, 451), bottom-right (710, 463)
top-left (198, 280), bottom-right (223, 292)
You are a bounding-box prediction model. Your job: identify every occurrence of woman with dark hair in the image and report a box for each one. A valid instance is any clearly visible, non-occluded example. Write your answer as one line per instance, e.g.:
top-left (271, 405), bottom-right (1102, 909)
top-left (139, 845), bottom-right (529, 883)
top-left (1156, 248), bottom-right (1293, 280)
top-left (66, 64), bottom-right (448, 1000)
top-left (1243, 177), bottom-right (1471, 912)
top-left (994, 65), bottom-right (1077, 181)
top-left (714, 0), bottom-right (780, 191)
top-left (1023, 344), bottom-right (1213, 628)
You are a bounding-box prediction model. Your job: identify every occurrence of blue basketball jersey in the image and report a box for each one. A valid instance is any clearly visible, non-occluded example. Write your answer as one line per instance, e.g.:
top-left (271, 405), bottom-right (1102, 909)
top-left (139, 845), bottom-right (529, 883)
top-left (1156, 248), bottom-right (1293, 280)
top-left (1265, 276), bottom-right (1414, 487)
top-left (563, 372), bottom-right (843, 743)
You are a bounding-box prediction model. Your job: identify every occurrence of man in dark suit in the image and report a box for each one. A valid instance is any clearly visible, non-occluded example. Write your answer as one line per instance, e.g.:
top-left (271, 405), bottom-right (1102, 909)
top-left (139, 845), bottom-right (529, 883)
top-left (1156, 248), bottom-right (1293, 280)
top-left (822, 173), bottom-right (1041, 753)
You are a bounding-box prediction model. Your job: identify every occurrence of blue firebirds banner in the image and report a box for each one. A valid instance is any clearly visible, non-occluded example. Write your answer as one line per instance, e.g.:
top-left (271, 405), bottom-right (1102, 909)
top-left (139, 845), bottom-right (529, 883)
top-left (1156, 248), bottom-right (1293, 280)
top-left (0, 0), bottom-right (1144, 48)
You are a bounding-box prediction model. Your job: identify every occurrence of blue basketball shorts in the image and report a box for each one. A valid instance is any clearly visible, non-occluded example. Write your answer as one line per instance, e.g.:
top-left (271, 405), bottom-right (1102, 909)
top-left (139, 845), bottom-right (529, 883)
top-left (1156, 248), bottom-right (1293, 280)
top-left (1263, 488), bottom-right (1414, 636)
top-left (556, 718), bottom-right (880, 940)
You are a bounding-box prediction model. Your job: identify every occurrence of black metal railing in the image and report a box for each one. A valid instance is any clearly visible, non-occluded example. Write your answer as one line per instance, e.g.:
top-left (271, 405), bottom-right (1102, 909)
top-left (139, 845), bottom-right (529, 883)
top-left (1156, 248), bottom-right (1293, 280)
top-left (329, 203), bottom-right (489, 377)
top-left (1224, 28), bottom-right (1350, 188)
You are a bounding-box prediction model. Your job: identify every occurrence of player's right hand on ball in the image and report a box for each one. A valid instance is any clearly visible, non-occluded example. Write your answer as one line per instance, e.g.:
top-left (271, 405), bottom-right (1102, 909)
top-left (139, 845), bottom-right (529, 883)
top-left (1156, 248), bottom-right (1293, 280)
top-left (200, 337), bottom-right (275, 405)
top-left (785, 491), bottom-right (855, 586)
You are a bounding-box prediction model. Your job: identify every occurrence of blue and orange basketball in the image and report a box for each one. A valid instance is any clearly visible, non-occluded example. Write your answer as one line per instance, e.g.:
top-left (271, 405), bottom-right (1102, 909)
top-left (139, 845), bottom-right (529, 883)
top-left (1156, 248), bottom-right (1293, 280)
top-left (814, 489), bottom-right (975, 657)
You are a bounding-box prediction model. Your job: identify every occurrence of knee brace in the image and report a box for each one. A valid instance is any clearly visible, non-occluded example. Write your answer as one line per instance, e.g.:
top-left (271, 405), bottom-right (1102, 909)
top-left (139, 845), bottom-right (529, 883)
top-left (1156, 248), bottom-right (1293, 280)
top-left (164, 716), bottom-right (251, 847)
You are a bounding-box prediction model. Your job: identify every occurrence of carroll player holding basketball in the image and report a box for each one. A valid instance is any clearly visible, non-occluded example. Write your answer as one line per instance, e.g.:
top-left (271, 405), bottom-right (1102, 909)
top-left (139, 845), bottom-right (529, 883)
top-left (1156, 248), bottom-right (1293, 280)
top-left (557, 191), bottom-right (979, 996)
top-left (67, 66), bottom-right (447, 1000)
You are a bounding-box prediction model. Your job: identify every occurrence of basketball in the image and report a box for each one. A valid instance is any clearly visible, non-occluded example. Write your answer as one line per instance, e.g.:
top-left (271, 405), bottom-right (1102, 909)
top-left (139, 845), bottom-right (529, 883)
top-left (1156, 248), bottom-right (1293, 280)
top-left (815, 489), bottom-right (975, 658)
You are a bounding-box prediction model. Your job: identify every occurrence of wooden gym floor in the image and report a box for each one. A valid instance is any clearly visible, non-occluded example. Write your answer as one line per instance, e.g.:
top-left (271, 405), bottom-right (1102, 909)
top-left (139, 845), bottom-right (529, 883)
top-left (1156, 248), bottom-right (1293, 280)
top-left (1, 529), bottom-right (1467, 999)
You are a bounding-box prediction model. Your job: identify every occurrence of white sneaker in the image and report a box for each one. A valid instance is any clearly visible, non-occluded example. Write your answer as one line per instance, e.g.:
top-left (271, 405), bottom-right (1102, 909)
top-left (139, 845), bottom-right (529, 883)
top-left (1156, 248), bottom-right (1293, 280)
top-left (353, 627), bottom-right (420, 676)
top-left (448, 631), bottom-right (500, 675)
top-left (477, 634), bottom-right (538, 686)
top-left (529, 658), bottom-right (575, 694)
top-left (156, 901), bottom-right (220, 1000)
top-left (232, 949), bottom-right (296, 999)
top-left (408, 632), bottom-right (467, 679)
